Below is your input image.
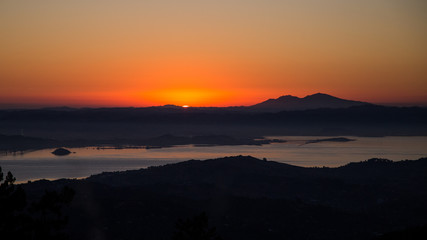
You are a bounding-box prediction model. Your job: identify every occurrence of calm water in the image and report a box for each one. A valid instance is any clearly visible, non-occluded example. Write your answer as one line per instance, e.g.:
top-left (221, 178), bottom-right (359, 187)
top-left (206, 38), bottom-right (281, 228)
top-left (1, 136), bottom-right (426, 183)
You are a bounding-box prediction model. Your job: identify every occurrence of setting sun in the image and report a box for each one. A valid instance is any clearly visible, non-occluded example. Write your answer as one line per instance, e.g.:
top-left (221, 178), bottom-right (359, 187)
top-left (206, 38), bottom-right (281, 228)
top-left (141, 88), bottom-right (233, 107)
top-left (182, 105), bottom-right (189, 108)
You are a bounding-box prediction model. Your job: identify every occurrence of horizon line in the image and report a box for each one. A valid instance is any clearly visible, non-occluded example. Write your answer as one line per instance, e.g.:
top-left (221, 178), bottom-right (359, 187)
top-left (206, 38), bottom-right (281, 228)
top-left (1, 92), bottom-right (427, 109)
top-left (1, 102), bottom-right (427, 110)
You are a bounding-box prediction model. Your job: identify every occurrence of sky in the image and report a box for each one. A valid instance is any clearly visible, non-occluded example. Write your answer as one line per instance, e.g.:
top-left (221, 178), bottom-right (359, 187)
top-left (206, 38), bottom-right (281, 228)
top-left (1, 0), bottom-right (426, 107)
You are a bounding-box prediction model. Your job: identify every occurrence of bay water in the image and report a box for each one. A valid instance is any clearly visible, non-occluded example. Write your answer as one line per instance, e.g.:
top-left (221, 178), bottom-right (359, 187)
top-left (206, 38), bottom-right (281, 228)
top-left (1, 136), bottom-right (426, 183)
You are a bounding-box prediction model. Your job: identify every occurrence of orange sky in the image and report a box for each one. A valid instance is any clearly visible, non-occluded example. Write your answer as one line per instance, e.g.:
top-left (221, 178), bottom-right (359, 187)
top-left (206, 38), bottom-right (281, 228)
top-left (1, 0), bottom-right (426, 107)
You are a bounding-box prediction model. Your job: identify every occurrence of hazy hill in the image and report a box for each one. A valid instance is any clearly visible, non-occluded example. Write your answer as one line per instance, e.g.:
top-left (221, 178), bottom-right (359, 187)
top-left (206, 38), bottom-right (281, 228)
top-left (1, 95), bottom-right (426, 139)
top-left (0, 134), bottom-right (57, 151)
top-left (250, 93), bottom-right (369, 111)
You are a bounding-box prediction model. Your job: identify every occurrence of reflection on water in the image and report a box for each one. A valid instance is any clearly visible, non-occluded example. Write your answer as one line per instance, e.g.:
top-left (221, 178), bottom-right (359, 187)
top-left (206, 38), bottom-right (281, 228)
top-left (1, 136), bottom-right (426, 183)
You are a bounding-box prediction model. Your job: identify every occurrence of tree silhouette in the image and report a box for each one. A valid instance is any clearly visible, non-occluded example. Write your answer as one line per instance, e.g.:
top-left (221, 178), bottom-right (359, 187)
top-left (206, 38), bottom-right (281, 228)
top-left (173, 212), bottom-right (222, 240)
top-left (0, 167), bottom-right (74, 239)
top-left (0, 167), bottom-right (28, 238)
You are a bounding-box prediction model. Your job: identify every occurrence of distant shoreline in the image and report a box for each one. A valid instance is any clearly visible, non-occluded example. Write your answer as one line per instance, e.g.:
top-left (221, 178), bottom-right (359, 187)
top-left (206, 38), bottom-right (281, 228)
top-left (4, 134), bottom-right (427, 154)
top-left (0, 134), bottom-right (286, 154)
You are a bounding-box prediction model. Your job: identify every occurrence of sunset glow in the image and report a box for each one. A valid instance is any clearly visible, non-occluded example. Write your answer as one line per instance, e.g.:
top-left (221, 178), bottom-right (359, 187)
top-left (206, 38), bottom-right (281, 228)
top-left (1, 0), bottom-right (426, 108)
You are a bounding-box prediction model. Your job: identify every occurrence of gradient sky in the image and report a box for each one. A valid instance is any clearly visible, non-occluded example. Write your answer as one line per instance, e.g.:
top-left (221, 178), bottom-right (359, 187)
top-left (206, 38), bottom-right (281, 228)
top-left (1, 0), bottom-right (426, 107)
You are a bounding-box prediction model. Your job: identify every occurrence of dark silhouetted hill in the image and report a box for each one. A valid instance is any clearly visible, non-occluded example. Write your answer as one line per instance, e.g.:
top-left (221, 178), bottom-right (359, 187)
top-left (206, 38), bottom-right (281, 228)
top-left (20, 156), bottom-right (427, 240)
top-left (376, 224), bottom-right (427, 240)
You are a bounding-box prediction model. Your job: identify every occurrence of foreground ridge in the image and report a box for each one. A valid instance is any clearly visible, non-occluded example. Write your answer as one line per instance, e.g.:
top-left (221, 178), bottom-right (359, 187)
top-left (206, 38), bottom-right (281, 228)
top-left (22, 155), bottom-right (427, 240)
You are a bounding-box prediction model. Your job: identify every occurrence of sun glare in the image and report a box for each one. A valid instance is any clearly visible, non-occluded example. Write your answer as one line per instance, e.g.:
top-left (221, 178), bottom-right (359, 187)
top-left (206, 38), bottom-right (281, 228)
top-left (142, 88), bottom-right (232, 107)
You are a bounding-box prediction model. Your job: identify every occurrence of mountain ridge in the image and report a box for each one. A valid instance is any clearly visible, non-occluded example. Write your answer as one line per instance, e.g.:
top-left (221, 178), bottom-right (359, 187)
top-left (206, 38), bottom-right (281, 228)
top-left (251, 93), bottom-right (370, 111)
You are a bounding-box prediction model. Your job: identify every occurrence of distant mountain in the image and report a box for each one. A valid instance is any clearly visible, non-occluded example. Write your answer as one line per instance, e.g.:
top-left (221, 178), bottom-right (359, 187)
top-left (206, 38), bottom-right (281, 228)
top-left (251, 93), bottom-right (370, 111)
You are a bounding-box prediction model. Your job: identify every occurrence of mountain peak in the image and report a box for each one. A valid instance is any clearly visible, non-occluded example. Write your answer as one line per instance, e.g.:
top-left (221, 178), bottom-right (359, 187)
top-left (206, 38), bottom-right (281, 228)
top-left (277, 95), bottom-right (300, 100)
top-left (304, 93), bottom-right (338, 100)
